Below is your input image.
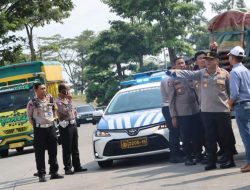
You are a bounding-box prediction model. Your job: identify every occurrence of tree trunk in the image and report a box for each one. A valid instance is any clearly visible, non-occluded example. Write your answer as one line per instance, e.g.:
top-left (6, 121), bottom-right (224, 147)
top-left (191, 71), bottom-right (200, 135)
top-left (168, 47), bottom-right (177, 66)
top-left (25, 25), bottom-right (36, 61)
top-left (138, 55), bottom-right (143, 68)
top-left (116, 63), bottom-right (123, 79)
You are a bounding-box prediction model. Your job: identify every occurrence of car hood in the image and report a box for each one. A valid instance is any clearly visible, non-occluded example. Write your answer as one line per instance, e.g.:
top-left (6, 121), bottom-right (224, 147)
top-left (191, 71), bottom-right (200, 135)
top-left (77, 111), bottom-right (94, 115)
top-left (97, 108), bottom-right (165, 130)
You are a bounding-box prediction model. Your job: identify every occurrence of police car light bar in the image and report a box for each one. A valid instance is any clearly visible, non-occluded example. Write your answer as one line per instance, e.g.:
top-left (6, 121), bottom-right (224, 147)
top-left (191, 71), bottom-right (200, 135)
top-left (120, 75), bottom-right (167, 87)
top-left (132, 69), bottom-right (166, 79)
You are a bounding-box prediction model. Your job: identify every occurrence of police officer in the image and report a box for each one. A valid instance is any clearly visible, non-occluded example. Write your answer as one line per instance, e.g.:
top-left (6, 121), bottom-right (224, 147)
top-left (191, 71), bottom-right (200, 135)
top-left (169, 52), bottom-right (236, 170)
top-left (56, 83), bottom-right (87, 175)
top-left (27, 82), bottom-right (63, 182)
top-left (167, 57), bottom-right (202, 166)
top-left (194, 51), bottom-right (237, 163)
top-left (161, 75), bottom-right (183, 163)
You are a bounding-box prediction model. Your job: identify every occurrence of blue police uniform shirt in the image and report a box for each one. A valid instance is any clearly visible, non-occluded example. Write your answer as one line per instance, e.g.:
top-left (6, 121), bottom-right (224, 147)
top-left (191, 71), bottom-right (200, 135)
top-left (230, 63), bottom-right (250, 103)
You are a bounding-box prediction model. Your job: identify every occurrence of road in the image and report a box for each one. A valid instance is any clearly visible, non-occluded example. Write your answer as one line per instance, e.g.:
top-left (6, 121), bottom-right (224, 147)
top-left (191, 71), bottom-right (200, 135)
top-left (0, 120), bottom-right (250, 190)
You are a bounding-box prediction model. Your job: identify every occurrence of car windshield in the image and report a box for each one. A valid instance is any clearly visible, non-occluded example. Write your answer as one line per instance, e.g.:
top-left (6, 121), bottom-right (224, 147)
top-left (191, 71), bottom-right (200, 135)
top-left (0, 88), bottom-right (35, 112)
top-left (77, 105), bottom-right (95, 112)
top-left (106, 86), bottom-right (162, 115)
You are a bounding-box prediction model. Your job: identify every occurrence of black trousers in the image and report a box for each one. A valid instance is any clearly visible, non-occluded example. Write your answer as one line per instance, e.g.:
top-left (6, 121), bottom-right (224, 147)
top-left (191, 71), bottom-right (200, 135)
top-left (201, 112), bottom-right (234, 163)
top-left (59, 124), bottom-right (81, 171)
top-left (33, 126), bottom-right (59, 177)
top-left (162, 106), bottom-right (181, 158)
top-left (177, 113), bottom-right (202, 158)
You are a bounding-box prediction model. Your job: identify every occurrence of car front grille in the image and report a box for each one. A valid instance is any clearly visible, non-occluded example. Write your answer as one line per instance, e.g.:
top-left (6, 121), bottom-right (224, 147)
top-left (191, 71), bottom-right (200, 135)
top-left (80, 114), bottom-right (93, 118)
top-left (103, 134), bottom-right (169, 156)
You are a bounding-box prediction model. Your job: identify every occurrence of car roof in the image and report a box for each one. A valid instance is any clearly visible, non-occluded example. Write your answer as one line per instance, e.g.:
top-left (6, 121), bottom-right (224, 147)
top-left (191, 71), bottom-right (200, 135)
top-left (119, 82), bottom-right (161, 93)
top-left (77, 104), bottom-right (93, 108)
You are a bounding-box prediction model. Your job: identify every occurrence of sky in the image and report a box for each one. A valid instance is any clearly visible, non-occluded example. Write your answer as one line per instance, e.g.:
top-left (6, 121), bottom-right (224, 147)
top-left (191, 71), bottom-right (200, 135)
top-left (17, 0), bottom-right (250, 39)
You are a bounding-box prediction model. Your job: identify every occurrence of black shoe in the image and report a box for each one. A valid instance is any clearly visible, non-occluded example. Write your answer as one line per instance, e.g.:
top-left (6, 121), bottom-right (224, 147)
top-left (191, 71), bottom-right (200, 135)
top-left (50, 173), bottom-right (64, 180)
top-left (220, 161), bottom-right (236, 169)
top-left (205, 164), bottom-right (217, 171)
top-left (39, 175), bottom-right (47, 182)
top-left (65, 169), bottom-right (74, 175)
top-left (185, 159), bottom-right (196, 166)
top-left (74, 167), bottom-right (88, 173)
top-left (217, 156), bottom-right (228, 164)
top-left (194, 155), bottom-right (201, 163)
top-left (33, 172), bottom-right (38, 177)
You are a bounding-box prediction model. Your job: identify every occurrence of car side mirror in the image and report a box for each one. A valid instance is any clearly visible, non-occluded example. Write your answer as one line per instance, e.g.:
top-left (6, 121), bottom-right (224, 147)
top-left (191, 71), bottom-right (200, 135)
top-left (93, 110), bottom-right (104, 124)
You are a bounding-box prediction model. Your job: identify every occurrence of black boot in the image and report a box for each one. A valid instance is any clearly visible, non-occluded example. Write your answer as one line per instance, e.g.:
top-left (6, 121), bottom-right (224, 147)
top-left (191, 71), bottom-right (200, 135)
top-left (185, 156), bottom-right (196, 166)
top-left (220, 157), bottom-right (236, 169)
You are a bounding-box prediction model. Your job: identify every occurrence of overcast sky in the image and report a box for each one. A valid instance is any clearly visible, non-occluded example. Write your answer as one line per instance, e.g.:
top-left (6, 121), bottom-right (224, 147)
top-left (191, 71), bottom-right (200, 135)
top-left (17, 0), bottom-right (250, 39)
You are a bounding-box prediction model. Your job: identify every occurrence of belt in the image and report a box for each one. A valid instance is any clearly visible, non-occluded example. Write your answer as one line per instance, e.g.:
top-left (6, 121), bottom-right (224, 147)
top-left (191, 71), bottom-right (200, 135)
top-left (235, 100), bottom-right (250, 106)
top-left (36, 123), bottom-right (54, 128)
top-left (59, 120), bottom-right (75, 128)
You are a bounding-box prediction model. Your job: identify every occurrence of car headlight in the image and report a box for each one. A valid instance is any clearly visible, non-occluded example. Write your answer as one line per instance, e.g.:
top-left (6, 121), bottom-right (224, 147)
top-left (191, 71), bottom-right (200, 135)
top-left (158, 123), bottom-right (168, 130)
top-left (95, 130), bottom-right (111, 137)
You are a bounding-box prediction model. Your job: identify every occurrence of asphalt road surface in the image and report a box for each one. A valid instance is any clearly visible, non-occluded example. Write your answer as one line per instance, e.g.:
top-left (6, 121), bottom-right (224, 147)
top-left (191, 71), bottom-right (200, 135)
top-left (0, 120), bottom-right (250, 190)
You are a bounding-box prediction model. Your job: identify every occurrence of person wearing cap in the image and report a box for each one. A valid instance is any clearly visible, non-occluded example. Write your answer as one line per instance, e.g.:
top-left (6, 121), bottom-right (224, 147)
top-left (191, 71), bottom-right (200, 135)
top-left (168, 51), bottom-right (236, 170)
top-left (161, 75), bottom-right (183, 163)
top-left (56, 83), bottom-right (88, 175)
top-left (228, 46), bottom-right (250, 173)
top-left (166, 57), bottom-right (202, 166)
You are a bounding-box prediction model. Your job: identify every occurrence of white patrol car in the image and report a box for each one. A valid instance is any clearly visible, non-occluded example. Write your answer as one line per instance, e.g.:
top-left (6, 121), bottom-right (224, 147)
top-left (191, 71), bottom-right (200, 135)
top-left (93, 80), bottom-right (170, 168)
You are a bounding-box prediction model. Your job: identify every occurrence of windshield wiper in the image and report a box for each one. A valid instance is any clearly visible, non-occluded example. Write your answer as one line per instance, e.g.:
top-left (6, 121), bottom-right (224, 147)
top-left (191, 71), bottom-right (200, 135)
top-left (107, 109), bottom-right (143, 115)
top-left (107, 107), bottom-right (160, 115)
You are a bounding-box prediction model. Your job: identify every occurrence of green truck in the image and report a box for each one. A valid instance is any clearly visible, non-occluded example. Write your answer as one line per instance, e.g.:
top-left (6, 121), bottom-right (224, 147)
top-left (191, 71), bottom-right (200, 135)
top-left (0, 61), bottom-right (63, 157)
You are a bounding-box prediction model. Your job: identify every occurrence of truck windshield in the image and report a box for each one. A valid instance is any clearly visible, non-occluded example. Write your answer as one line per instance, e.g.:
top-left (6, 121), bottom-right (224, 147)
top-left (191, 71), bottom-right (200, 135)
top-left (0, 88), bottom-right (35, 112)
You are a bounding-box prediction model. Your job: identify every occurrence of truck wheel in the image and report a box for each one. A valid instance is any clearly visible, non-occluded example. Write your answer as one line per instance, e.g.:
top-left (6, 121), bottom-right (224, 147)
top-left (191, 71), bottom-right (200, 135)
top-left (16, 147), bottom-right (24, 152)
top-left (97, 160), bottom-right (113, 168)
top-left (0, 149), bottom-right (9, 158)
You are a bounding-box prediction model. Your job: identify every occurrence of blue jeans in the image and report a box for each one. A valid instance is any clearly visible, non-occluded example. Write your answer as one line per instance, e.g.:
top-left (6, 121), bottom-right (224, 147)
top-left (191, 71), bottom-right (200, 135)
top-left (235, 102), bottom-right (250, 163)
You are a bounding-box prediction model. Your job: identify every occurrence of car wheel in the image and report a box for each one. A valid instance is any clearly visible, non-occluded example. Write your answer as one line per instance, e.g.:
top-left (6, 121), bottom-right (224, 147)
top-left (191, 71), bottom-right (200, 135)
top-left (0, 149), bottom-right (8, 158)
top-left (16, 147), bottom-right (24, 152)
top-left (97, 160), bottom-right (113, 168)
top-left (92, 121), bottom-right (97, 125)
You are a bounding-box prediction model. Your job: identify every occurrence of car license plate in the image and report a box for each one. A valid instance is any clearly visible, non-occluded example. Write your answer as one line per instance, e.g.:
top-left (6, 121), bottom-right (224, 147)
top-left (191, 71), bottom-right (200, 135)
top-left (86, 118), bottom-right (92, 121)
top-left (9, 142), bottom-right (24, 149)
top-left (121, 137), bottom-right (148, 149)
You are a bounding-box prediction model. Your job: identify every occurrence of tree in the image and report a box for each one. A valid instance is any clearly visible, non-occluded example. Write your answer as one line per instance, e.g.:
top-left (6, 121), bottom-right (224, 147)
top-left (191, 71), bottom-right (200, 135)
top-left (0, 35), bottom-right (27, 66)
top-left (74, 30), bottom-right (96, 93)
top-left (38, 31), bottom-right (96, 92)
top-left (185, 0), bottom-right (209, 52)
top-left (211, 0), bottom-right (246, 13)
top-left (89, 21), bottom-right (154, 79)
top-left (4, 0), bottom-right (74, 61)
top-left (0, 6), bottom-right (26, 66)
top-left (102, 0), bottom-right (201, 64)
top-left (84, 66), bottom-right (119, 106)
